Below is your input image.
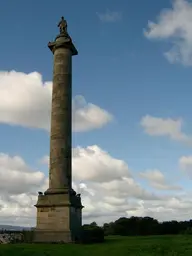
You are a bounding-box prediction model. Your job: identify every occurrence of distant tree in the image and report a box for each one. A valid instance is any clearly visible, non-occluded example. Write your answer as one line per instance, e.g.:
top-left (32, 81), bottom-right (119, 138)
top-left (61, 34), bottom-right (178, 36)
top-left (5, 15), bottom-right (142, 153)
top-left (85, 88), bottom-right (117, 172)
top-left (81, 223), bottom-right (104, 244)
top-left (103, 222), bottom-right (115, 236)
top-left (99, 216), bottom-right (192, 237)
top-left (90, 222), bottom-right (98, 227)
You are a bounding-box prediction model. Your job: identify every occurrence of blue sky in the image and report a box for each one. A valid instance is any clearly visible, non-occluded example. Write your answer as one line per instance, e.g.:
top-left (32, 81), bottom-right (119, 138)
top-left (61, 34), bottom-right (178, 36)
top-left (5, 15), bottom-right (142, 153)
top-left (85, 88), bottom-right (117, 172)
top-left (1, 0), bottom-right (192, 225)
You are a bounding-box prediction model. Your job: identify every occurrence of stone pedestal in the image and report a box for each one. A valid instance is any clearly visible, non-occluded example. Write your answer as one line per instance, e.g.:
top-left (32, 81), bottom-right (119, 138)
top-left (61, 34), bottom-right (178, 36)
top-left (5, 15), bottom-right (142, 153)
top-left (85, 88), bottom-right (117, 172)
top-left (34, 190), bottom-right (83, 243)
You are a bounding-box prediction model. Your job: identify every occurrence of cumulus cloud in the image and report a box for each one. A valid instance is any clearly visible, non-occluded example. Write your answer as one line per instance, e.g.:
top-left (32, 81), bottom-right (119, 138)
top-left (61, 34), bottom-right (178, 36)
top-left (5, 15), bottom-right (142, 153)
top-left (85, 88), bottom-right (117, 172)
top-left (126, 196), bottom-right (192, 221)
top-left (0, 153), bottom-right (45, 195)
top-left (97, 9), bottom-right (122, 22)
top-left (72, 96), bottom-right (112, 132)
top-left (0, 70), bottom-right (112, 132)
top-left (0, 145), bottom-right (188, 227)
top-left (139, 169), bottom-right (182, 191)
top-left (99, 177), bottom-right (159, 200)
top-left (72, 145), bottom-right (130, 182)
top-left (0, 195), bottom-right (36, 227)
top-left (144, 0), bottom-right (192, 65)
top-left (0, 154), bottom-right (47, 226)
top-left (140, 115), bottom-right (192, 144)
top-left (39, 145), bottom-right (188, 225)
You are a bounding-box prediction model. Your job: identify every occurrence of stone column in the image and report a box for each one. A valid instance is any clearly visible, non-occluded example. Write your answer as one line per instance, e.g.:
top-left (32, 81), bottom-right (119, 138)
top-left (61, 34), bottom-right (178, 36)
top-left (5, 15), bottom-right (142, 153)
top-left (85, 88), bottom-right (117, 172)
top-left (44, 18), bottom-right (77, 195)
top-left (34, 17), bottom-right (83, 244)
top-left (48, 46), bottom-right (72, 192)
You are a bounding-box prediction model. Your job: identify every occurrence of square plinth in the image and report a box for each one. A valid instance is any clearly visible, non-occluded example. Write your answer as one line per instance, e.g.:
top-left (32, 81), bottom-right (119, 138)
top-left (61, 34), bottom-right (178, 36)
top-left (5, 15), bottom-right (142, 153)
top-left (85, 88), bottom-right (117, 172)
top-left (34, 192), bottom-right (83, 243)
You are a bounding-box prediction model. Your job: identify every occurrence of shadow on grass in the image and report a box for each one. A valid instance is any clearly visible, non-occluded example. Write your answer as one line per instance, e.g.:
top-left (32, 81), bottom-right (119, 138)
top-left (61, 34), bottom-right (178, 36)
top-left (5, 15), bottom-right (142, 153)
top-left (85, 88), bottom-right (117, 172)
top-left (103, 236), bottom-right (122, 244)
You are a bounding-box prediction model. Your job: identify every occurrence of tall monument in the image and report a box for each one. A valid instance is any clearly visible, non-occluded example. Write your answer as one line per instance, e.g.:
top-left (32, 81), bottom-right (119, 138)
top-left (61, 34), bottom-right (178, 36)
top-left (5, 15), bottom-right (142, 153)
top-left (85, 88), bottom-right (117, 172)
top-left (34, 17), bottom-right (83, 243)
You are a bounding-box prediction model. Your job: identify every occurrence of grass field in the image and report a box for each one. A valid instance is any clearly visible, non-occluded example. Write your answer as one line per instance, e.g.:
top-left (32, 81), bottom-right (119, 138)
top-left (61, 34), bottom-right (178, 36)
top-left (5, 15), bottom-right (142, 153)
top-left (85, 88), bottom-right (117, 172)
top-left (1, 235), bottom-right (192, 255)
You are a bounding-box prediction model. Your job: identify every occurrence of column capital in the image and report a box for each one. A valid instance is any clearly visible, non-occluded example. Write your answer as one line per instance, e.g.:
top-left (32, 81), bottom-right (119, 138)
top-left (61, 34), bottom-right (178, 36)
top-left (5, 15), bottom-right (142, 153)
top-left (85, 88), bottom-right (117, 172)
top-left (48, 40), bottom-right (78, 55)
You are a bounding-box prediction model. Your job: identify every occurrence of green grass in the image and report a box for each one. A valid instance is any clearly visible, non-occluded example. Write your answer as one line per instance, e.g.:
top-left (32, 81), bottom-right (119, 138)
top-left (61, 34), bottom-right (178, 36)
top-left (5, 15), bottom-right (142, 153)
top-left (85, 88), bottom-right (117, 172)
top-left (1, 235), bottom-right (192, 256)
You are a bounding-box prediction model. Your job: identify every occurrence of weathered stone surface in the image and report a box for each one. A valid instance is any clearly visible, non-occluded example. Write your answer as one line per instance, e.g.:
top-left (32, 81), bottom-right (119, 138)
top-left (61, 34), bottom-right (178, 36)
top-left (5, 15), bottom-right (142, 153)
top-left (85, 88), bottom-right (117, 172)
top-left (49, 47), bottom-right (72, 190)
top-left (33, 230), bottom-right (72, 243)
top-left (34, 191), bottom-right (83, 242)
top-left (36, 205), bottom-right (70, 231)
top-left (34, 18), bottom-right (83, 243)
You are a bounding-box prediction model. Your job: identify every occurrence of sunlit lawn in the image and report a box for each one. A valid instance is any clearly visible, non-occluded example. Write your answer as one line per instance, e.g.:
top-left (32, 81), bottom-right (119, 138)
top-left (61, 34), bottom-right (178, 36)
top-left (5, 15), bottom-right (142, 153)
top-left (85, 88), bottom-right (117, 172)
top-left (1, 235), bottom-right (192, 256)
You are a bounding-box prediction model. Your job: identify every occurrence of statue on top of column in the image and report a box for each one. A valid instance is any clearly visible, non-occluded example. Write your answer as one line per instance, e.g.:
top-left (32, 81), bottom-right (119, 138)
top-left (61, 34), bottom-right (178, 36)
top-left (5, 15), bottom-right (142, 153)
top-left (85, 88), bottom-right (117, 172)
top-left (58, 16), bottom-right (68, 35)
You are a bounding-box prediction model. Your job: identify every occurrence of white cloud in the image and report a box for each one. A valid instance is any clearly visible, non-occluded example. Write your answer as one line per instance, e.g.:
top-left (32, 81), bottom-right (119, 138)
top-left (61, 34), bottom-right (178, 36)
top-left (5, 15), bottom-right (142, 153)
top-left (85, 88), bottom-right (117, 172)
top-left (0, 146), bottom-right (189, 227)
top-left (99, 177), bottom-right (159, 200)
top-left (144, 0), bottom-right (192, 65)
top-left (72, 145), bottom-right (130, 182)
top-left (179, 155), bottom-right (192, 178)
top-left (103, 196), bottom-right (127, 206)
top-left (72, 96), bottom-right (112, 132)
top-left (140, 115), bottom-right (192, 143)
top-left (0, 154), bottom-right (47, 226)
top-left (127, 196), bottom-right (192, 222)
top-left (179, 155), bottom-right (192, 169)
top-left (39, 145), bottom-right (188, 225)
top-left (97, 9), bottom-right (122, 23)
top-left (0, 71), bottom-right (112, 132)
top-left (78, 183), bottom-right (95, 197)
top-left (139, 169), bottom-right (182, 191)
top-left (0, 153), bottom-right (45, 195)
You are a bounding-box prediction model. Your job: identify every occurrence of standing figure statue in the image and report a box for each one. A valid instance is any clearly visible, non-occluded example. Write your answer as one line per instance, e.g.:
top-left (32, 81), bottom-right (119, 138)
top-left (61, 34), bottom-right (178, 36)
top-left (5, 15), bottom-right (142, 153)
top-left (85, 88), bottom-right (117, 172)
top-left (58, 16), bottom-right (68, 34)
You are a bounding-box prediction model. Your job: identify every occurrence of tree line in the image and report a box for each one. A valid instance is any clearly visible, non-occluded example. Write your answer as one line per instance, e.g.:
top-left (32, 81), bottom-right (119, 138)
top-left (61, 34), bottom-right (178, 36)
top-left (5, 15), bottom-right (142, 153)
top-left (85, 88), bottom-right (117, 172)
top-left (85, 216), bottom-right (192, 236)
top-left (1, 216), bottom-right (192, 244)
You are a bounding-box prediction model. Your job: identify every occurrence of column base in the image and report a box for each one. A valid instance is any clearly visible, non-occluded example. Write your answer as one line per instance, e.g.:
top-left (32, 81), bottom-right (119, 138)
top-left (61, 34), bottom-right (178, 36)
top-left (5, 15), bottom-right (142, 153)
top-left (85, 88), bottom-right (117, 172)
top-left (44, 187), bottom-right (69, 195)
top-left (34, 189), bottom-right (83, 243)
top-left (33, 229), bottom-right (72, 243)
